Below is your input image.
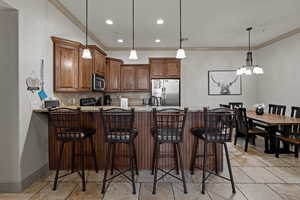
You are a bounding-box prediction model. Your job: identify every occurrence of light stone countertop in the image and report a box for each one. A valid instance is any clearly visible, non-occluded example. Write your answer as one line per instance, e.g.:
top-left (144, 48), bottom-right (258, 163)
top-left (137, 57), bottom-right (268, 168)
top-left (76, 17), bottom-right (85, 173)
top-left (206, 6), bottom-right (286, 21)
top-left (33, 106), bottom-right (204, 113)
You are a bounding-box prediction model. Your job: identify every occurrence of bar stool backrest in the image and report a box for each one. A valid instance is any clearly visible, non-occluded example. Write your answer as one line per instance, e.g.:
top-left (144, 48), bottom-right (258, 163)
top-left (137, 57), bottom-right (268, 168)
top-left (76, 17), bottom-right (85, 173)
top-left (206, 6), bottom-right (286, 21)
top-left (203, 107), bottom-right (235, 143)
top-left (100, 108), bottom-right (135, 142)
top-left (229, 102), bottom-right (243, 110)
top-left (269, 104), bottom-right (286, 116)
top-left (48, 108), bottom-right (81, 139)
top-left (152, 108), bottom-right (188, 142)
top-left (291, 106), bottom-right (300, 134)
top-left (234, 108), bottom-right (249, 136)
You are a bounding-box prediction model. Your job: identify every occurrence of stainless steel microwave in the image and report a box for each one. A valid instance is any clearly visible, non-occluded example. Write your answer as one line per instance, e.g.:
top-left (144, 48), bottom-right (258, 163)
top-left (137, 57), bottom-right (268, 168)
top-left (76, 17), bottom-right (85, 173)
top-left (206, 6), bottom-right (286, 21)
top-left (92, 74), bottom-right (105, 92)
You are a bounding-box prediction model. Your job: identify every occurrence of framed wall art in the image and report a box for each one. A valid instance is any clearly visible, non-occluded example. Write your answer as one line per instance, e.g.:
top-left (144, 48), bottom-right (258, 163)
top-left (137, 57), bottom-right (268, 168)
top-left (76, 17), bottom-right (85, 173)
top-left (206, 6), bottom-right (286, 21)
top-left (208, 70), bottom-right (242, 95)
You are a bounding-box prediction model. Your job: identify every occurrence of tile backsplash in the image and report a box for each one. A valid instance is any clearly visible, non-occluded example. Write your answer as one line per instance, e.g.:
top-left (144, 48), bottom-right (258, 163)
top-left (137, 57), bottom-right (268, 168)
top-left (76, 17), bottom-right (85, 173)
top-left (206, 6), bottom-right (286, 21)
top-left (54, 92), bottom-right (150, 106)
top-left (55, 93), bottom-right (103, 106)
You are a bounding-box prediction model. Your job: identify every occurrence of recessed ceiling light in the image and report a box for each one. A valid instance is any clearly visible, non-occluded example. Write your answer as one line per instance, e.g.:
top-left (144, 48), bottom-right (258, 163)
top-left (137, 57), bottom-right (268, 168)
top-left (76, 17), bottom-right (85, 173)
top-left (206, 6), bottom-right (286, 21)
top-left (155, 39), bottom-right (161, 43)
top-left (117, 39), bottom-right (124, 43)
top-left (105, 19), bottom-right (114, 25)
top-left (156, 18), bottom-right (164, 25)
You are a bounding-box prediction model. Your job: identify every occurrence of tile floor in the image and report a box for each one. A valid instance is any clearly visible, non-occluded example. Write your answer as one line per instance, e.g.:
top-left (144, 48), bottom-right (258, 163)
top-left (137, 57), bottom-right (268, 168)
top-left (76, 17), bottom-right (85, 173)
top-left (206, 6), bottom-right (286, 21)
top-left (2, 139), bottom-right (300, 200)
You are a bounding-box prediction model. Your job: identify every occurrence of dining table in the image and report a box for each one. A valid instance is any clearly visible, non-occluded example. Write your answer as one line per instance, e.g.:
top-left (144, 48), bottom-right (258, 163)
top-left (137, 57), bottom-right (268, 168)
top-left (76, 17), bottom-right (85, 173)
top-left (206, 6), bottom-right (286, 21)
top-left (247, 111), bottom-right (300, 154)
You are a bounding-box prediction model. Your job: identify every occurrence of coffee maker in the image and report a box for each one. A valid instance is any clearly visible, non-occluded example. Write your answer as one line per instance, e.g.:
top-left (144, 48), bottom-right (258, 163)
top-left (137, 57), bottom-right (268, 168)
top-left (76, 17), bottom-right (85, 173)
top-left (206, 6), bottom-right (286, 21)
top-left (103, 95), bottom-right (112, 106)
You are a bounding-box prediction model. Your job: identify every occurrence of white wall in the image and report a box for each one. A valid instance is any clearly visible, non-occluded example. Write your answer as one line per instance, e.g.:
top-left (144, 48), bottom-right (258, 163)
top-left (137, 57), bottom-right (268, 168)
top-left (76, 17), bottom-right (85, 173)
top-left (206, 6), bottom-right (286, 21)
top-left (0, 9), bottom-right (19, 185)
top-left (256, 34), bottom-right (300, 115)
top-left (1, 0), bottom-right (97, 188)
top-left (108, 50), bottom-right (258, 108)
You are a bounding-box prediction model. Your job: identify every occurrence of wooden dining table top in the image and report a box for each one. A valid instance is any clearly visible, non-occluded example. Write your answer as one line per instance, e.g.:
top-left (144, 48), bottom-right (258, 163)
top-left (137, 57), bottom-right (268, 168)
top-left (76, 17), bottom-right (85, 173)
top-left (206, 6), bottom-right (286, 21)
top-left (247, 111), bottom-right (300, 125)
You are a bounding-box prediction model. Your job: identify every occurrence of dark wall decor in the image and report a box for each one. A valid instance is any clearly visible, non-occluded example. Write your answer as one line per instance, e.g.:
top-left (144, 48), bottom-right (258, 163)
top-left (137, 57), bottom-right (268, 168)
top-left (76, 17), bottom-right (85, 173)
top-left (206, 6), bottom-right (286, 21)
top-left (208, 70), bottom-right (242, 95)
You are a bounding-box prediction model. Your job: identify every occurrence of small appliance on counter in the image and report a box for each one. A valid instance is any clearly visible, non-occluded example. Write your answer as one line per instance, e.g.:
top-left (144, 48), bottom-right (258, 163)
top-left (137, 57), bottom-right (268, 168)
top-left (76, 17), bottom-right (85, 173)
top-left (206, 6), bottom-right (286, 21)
top-left (80, 97), bottom-right (97, 106)
top-left (104, 95), bottom-right (112, 106)
top-left (44, 100), bottom-right (60, 109)
top-left (92, 73), bottom-right (105, 92)
top-left (120, 98), bottom-right (128, 109)
top-left (96, 97), bottom-right (103, 106)
top-left (143, 96), bottom-right (162, 106)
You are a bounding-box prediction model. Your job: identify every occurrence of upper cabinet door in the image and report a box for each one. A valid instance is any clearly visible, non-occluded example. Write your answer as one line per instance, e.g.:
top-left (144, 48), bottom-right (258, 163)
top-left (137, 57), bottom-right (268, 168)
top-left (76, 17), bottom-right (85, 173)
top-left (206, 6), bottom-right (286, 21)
top-left (150, 59), bottom-right (165, 78)
top-left (166, 59), bottom-right (181, 78)
top-left (121, 66), bottom-right (136, 91)
top-left (106, 58), bottom-right (122, 92)
top-left (78, 48), bottom-right (93, 91)
top-left (94, 51), bottom-right (105, 76)
top-left (135, 66), bottom-right (150, 91)
top-left (54, 43), bottom-right (79, 91)
top-left (150, 58), bottom-right (181, 79)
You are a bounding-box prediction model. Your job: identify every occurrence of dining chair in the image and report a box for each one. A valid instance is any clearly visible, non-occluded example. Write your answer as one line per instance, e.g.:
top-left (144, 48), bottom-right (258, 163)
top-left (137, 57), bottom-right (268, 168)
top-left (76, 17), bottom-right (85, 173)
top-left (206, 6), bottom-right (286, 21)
top-left (229, 102), bottom-right (243, 109)
top-left (100, 108), bottom-right (139, 194)
top-left (234, 108), bottom-right (268, 152)
top-left (191, 107), bottom-right (236, 194)
top-left (151, 108), bottom-right (188, 194)
top-left (276, 106), bottom-right (300, 158)
top-left (220, 104), bottom-right (230, 109)
top-left (49, 108), bottom-right (98, 191)
top-left (269, 104), bottom-right (286, 116)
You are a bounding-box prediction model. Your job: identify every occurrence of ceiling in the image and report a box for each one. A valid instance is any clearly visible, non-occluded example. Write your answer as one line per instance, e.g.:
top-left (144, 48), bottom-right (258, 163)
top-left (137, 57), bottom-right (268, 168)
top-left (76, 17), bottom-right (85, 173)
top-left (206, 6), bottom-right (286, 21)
top-left (59, 0), bottom-right (300, 49)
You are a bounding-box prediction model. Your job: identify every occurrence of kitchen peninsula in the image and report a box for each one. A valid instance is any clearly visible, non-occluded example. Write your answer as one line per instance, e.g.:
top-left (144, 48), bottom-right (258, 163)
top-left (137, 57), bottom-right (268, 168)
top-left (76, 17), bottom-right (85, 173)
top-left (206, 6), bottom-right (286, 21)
top-left (34, 106), bottom-right (223, 171)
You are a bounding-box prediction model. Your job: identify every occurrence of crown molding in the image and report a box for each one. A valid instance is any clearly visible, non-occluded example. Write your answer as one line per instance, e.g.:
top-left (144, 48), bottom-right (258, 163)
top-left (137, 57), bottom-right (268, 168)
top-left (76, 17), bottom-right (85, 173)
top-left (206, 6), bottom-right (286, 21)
top-left (255, 27), bottom-right (300, 49)
top-left (108, 46), bottom-right (251, 51)
top-left (48, 0), bottom-right (107, 51)
top-left (49, 0), bottom-right (300, 52)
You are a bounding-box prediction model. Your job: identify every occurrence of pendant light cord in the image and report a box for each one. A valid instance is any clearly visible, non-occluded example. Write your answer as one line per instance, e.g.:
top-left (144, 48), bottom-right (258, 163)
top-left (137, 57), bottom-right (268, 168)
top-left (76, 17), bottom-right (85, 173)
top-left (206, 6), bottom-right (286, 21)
top-left (179, 0), bottom-right (182, 49)
top-left (132, 0), bottom-right (135, 50)
top-left (247, 27), bottom-right (252, 52)
top-left (85, 0), bottom-right (88, 47)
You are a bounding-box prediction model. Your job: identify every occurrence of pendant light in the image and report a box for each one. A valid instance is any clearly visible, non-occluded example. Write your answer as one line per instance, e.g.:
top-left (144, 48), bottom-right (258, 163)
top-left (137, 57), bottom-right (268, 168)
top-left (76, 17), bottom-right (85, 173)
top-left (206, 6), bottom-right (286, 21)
top-left (176, 0), bottom-right (186, 59)
top-left (82, 0), bottom-right (92, 59)
top-left (237, 27), bottom-right (263, 75)
top-left (129, 0), bottom-right (138, 60)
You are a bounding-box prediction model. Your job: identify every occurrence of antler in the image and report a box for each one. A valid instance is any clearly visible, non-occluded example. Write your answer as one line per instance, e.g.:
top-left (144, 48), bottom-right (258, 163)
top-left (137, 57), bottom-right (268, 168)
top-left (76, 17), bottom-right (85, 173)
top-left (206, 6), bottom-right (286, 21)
top-left (210, 75), bottom-right (220, 86)
top-left (229, 76), bottom-right (239, 86)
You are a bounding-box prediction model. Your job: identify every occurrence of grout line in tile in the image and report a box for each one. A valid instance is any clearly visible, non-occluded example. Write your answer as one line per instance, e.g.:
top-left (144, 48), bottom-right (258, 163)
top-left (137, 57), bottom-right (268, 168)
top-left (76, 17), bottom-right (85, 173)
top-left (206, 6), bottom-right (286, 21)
top-left (65, 183), bottom-right (79, 200)
top-left (265, 183), bottom-right (285, 200)
top-left (263, 166), bottom-right (287, 183)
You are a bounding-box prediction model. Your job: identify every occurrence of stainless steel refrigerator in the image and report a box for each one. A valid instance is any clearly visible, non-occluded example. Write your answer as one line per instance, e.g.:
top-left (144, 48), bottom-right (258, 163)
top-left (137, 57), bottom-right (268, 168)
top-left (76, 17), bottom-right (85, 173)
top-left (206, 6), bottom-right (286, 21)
top-left (151, 79), bottom-right (180, 106)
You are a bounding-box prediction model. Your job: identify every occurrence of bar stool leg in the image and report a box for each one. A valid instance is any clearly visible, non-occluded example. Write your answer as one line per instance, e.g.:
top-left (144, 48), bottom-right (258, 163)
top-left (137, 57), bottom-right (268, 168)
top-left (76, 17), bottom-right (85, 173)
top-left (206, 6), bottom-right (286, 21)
top-left (174, 144), bottom-right (179, 175)
top-left (90, 137), bottom-right (98, 173)
top-left (275, 137), bottom-right (280, 158)
top-left (201, 141), bottom-right (207, 194)
top-left (151, 141), bottom-right (157, 175)
top-left (129, 142), bottom-right (136, 194)
top-left (214, 143), bottom-right (218, 174)
top-left (152, 142), bottom-right (160, 195)
top-left (133, 143), bottom-right (139, 175)
top-left (176, 143), bottom-right (187, 194)
top-left (111, 143), bottom-right (116, 175)
top-left (224, 143), bottom-right (236, 193)
top-left (80, 140), bottom-right (86, 192)
top-left (102, 143), bottom-right (112, 194)
top-left (190, 138), bottom-right (199, 175)
top-left (71, 141), bottom-right (75, 173)
top-left (53, 141), bottom-right (65, 191)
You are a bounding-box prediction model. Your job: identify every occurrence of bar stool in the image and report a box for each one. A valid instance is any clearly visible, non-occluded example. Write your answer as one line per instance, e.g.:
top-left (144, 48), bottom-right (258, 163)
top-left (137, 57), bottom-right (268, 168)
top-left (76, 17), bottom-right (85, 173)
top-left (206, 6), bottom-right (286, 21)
top-left (151, 108), bottom-right (188, 194)
top-left (190, 108), bottom-right (236, 194)
top-left (49, 108), bottom-right (98, 191)
top-left (100, 108), bottom-right (138, 194)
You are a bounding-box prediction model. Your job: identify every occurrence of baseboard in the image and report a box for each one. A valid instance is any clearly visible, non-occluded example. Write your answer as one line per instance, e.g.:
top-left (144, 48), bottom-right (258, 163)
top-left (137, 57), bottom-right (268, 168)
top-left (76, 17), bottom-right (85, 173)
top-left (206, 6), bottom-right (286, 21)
top-left (0, 163), bottom-right (49, 193)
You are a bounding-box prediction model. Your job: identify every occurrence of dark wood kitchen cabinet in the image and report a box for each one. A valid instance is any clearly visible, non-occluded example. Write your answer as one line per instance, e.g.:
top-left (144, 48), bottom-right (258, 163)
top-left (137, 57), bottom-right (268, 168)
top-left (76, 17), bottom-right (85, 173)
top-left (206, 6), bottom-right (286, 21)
top-left (150, 58), bottom-right (181, 79)
top-left (52, 37), bottom-right (80, 92)
top-left (89, 45), bottom-right (107, 76)
top-left (52, 37), bottom-right (108, 92)
top-left (105, 57), bottom-right (123, 92)
top-left (120, 64), bottom-right (150, 92)
top-left (78, 47), bottom-right (93, 91)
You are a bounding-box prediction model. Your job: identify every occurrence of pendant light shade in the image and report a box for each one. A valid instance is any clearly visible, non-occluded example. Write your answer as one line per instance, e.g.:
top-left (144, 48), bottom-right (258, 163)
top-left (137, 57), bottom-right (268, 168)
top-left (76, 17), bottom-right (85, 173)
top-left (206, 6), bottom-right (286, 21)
top-left (176, 48), bottom-right (186, 59)
top-left (176, 0), bottom-right (186, 59)
top-left (82, 0), bottom-right (92, 59)
top-left (129, 0), bottom-right (138, 60)
top-left (129, 49), bottom-right (138, 60)
top-left (237, 27), bottom-right (263, 75)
